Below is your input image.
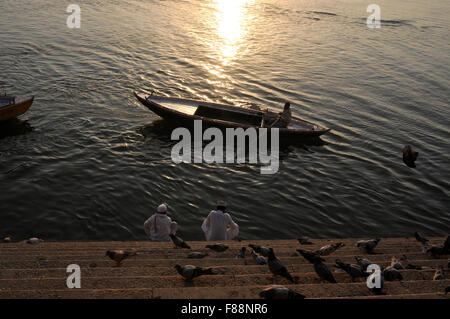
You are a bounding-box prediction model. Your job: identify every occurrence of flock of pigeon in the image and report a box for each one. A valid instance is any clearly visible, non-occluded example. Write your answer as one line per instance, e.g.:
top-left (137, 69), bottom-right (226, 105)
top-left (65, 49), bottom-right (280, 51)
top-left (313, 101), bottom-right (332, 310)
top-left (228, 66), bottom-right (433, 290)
top-left (102, 232), bottom-right (449, 299)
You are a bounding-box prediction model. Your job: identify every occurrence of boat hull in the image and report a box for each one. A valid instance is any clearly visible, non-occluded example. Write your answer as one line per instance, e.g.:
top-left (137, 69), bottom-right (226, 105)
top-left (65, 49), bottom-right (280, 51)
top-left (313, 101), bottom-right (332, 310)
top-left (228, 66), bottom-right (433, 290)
top-left (134, 92), bottom-right (330, 137)
top-left (0, 96), bottom-right (34, 122)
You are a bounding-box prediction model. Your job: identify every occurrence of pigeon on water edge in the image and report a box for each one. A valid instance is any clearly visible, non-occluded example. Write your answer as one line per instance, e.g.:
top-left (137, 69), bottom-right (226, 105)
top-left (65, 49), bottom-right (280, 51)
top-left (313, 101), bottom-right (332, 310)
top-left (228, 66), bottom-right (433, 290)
top-left (170, 234), bottom-right (191, 249)
top-left (174, 264), bottom-right (214, 281)
top-left (355, 238), bottom-right (380, 254)
top-left (414, 232), bottom-right (429, 245)
top-left (297, 237), bottom-right (313, 245)
top-left (259, 285), bottom-right (305, 299)
top-left (26, 237), bottom-right (44, 244)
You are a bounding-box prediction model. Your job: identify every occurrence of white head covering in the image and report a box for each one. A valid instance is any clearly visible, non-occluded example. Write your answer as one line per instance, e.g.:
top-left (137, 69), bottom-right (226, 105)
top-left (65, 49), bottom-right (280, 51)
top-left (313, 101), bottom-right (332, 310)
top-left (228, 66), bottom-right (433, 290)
top-left (157, 203), bottom-right (167, 213)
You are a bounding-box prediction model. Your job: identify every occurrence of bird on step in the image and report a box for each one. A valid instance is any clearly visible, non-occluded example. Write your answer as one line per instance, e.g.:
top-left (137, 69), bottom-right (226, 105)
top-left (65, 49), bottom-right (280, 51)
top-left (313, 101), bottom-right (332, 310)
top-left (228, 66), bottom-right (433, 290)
top-left (356, 238), bottom-right (380, 254)
top-left (383, 266), bottom-right (403, 281)
top-left (390, 257), bottom-right (404, 270)
top-left (297, 249), bottom-right (322, 264)
top-left (316, 242), bottom-right (345, 256)
top-left (297, 237), bottom-right (313, 245)
top-left (174, 264), bottom-right (214, 281)
top-left (334, 259), bottom-right (365, 280)
top-left (355, 256), bottom-right (373, 272)
top-left (259, 285), bottom-right (305, 299)
top-left (169, 234), bottom-right (191, 249)
top-left (248, 244), bottom-right (271, 257)
top-left (312, 255), bottom-right (337, 283)
top-left (267, 248), bottom-right (295, 283)
top-left (251, 250), bottom-right (267, 265)
top-left (105, 249), bottom-right (137, 267)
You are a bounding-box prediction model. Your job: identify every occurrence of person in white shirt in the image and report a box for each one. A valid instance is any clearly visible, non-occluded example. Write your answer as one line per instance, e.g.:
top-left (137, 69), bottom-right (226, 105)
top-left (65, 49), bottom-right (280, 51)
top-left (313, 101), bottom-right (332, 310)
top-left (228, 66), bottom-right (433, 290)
top-left (144, 203), bottom-right (178, 242)
top-left (201, 200), bottom-right (239, 241)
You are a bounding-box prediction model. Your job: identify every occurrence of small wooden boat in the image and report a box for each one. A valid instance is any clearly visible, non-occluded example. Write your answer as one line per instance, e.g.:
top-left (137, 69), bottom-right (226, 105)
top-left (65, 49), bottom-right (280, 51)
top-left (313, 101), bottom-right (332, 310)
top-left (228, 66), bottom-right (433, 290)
top-left (0, 95), bottom-right (34, 122)
top-left (134, 92), bottom-right (330, 137)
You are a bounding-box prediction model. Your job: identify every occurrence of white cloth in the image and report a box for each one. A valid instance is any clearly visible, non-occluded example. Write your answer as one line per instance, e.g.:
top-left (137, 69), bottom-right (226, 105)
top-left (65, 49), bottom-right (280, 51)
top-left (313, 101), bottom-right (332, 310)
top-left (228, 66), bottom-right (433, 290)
top-left (201, 210), bottom-right (239, 241)
top-left (144, 213), bottom-right (178, 242)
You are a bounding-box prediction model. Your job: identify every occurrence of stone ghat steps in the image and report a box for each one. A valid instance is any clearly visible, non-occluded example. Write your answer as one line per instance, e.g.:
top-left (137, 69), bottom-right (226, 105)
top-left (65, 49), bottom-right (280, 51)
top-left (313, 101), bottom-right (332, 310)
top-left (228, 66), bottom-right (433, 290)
top-left (0, 238), bottom-right (449, 299)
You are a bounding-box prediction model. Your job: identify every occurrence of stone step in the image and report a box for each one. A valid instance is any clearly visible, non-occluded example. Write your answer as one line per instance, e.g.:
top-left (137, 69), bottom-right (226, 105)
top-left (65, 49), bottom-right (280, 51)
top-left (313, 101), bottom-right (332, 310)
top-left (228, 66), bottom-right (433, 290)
top-left (0, 263), bottom-right (447, 280)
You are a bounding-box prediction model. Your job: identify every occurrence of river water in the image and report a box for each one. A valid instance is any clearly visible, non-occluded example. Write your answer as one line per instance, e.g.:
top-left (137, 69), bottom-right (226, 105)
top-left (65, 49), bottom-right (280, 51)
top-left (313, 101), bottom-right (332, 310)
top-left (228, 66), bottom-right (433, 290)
top-left (0, 0), bottom-right (448, 241)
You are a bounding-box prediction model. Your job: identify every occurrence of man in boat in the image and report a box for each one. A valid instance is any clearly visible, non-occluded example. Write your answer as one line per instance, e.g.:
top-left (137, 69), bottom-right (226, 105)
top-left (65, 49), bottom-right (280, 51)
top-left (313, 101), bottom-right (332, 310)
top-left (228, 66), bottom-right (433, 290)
top-left (261, 102), bottom-right (292, 128)
top-left (144, 203), bottom-right (178, 242)
top-left (201, 200), bottom-right (239, 241)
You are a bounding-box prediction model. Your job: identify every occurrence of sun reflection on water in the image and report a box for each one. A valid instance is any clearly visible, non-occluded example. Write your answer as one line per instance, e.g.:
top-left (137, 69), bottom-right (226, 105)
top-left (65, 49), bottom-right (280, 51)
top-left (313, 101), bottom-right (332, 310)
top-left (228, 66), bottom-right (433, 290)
top-left (214, 0), bottom-right (252, 65)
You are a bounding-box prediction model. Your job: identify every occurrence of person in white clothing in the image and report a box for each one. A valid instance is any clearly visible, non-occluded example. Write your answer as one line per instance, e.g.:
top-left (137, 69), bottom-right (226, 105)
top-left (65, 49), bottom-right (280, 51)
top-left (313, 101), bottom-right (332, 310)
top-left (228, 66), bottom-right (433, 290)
top-left (144, 203), bottom-right (178, 242)
top-left (201, 200), bottom-right (239, 241)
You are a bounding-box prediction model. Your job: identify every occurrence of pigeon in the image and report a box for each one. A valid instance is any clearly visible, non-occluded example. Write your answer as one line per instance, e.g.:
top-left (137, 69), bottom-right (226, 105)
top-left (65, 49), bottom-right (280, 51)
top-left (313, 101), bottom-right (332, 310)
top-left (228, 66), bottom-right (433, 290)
top-left (259, 285), bottom-right (305, 299)
top-left (105, 249), bottom-right (137, 267)
top-left (297, 249), bottom-right (323, 264)
top-left (313, 256), bottom-right (337, 283)
top-left (26, 237), bottom-right (43, 244)
top-left (390, 257), bottom-right (404, 270)
top-left (414, 231), bottom-right (429, 245)
top-left (403, 145), bottom-right (418, 168)
top-left (248, 244), bottom-right (271, 257)
top-left (205, 244), bottom-right (228, 252)
top-left (237, 247), bottom-right (246, 259)
top-left (383, 266), bottom-right (403, 281)
top-left (3, 237), bottom-right (11, 243)
top-left (316, 242), bottom-right (344, 256)
top-left (187, 252), bottom-right (208, 259)
top-left (433, 266), bottom-right (445, 280)
top-left (267, 248), bottom-right (295, 283)
top-left (169, 234), bottom-right (191, 249)
top-left (334, 259), bottom-right (365, 280)
top-left (251, 250), bottom-right (267, 265)
top-left (174, 264), bottom-right (214, 281)
top-left (445, 286), bottom-right (450, 295)
top-left (297, 237), bottom-right (313, 245)
top-left (356, 238), bottom-right (380, 254)
top-left (355, 256), bottom-right (372, 272)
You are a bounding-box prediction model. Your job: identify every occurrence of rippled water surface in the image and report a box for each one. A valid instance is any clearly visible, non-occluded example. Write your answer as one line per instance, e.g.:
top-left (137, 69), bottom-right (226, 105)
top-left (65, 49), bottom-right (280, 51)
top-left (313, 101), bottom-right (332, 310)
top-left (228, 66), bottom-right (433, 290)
top-left (0, 0), bottom-right (449, 241)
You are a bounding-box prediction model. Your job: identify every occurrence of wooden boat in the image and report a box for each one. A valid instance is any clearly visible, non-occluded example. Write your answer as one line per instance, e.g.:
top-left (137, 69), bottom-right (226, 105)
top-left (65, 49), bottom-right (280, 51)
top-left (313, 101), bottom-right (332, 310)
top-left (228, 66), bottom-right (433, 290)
top-left (134, 92), bottom-right (330, 137)
top-left (0, 95), bottom-right (34, 122)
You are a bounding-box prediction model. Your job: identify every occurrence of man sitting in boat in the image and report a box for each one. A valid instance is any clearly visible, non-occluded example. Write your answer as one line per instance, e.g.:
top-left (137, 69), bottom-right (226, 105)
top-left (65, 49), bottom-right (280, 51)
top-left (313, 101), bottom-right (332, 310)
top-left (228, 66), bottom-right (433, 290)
top-left (201, 200), bottom-right (239, 241)
top-left (144, 203), bottom-right (178, 241)
top-left (261, 102), bottom-right (291, 128)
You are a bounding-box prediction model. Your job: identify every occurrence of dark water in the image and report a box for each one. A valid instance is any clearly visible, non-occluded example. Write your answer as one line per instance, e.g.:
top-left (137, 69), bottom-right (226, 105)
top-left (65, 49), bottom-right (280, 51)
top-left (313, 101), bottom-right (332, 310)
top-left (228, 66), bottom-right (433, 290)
top-left (0, 0), bottom-right (449, 241)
